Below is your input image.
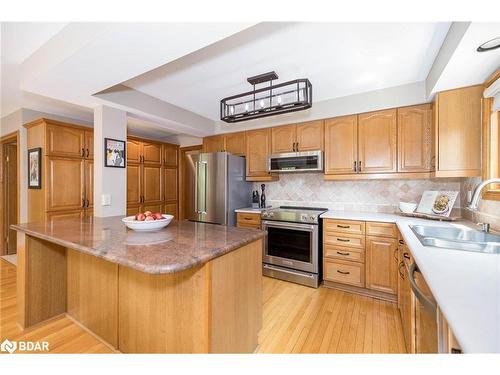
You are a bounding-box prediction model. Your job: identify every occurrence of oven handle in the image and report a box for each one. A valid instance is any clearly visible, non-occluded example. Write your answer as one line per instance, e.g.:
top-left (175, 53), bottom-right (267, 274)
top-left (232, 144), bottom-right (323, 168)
top-left (262, 220), bottom-right (315, 231)
top-left (263, 264), bottom-right (315, 279)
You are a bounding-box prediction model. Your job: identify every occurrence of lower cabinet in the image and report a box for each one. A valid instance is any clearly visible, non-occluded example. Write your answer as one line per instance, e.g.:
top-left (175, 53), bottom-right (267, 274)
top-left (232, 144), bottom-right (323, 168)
top-left (236, 212), bottom-right (261, 229)
top-left (323, 219), bottom-right (398, 301)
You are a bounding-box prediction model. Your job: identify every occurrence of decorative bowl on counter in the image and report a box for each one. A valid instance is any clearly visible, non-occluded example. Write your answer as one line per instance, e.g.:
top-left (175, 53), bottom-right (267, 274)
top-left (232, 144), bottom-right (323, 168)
top-left (122, 214), bottom-right (174, 231)
top-left (399, 202), bottom-right (417, 213)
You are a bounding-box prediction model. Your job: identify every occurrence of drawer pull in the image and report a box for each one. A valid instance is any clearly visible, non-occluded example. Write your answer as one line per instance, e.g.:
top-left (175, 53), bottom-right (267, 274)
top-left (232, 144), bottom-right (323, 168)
top-left (336, 238), bottom-right (350, 242)
top-left (243, 217), bottom-right (253, 220)
top-left (403, 252), bottom-right (410, 259)
top-left (399, 239), bottom-right (404, 245)
top-left (337, 224), bottom-right (350, 229)
top-left (336, 251), bottom-right (350, 256)
top-left (337, 270), bottom-right (350, 275)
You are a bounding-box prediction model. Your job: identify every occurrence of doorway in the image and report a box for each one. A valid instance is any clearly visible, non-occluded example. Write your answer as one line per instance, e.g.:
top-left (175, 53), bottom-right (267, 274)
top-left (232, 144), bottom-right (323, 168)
top-left (0, 131), bottom-right (19, 261)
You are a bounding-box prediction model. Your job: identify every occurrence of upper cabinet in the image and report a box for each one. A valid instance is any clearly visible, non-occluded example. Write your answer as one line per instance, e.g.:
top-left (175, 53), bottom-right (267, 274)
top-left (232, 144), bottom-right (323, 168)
top-left (397, 104), bottom-right (432, 173)
top-left (246, 128), bottom-right (277, 181)
top-left (358, 109), bottom-right (397, 174)
top-left (434, 85), bottom-right (483, 177)
top-left (324, 115), bottom-right (358, 175)
top-left (163, 143), bottom-right (178, 167)
top-left (271, 121), bottom-right (324, 153)
top-left (127, 139), bottom-right (143, 164)
top-left (46, 123), bottom-right (93, 159)
top-left (224, 132), bottom-right (246, 156)
top-left (202, 132), bottom-right (246, 156)
top-left (127, 138), bottom-right (163, 166)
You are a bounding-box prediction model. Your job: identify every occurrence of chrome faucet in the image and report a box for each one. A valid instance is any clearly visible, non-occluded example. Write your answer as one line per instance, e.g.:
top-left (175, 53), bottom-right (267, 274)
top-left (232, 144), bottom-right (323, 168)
top-left (468, 178), bottom-right (500, 211)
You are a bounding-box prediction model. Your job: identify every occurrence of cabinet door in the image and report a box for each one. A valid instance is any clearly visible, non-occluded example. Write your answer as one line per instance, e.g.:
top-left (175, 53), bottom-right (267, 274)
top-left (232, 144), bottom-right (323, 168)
top-left (127, 205), bottom-right (141, 216)
top-left (164, 167), bottom-right (178, 202)
top-left (324, 115), bottom-right (358, 174)
top-left (164, 203), bottom-right (178, 218)
top-left (271, 125), bottom-right (296, 153)
top-left (142, 142), bottom-right (162, 165)
top-left (46, 124), bottom-right (85, 158)
top-left (84, 131), bottom-right (94, 159)
top-left (143, 203), bottom-right (163, 214)
top-left (127, 164), bottom-right (142, 206)
top-left (163, 143), bottom-right (178, 167)
top-left (398, 104), bottom-right (432, 172)
top-left (143, 165), bottom-right (163, 203)
top-left (46, 210), bottom-right (84, 224)
top-left (203, 135), bottom-right (225, 153)
top-left (358, 109), bottom-right (397, 173)
top-left (436, 85), bottom-right (482, 176)
top-left (246, 128), bottom-right (271, 177)
top-left (47, 157), bottom-right (85, 211)
top-left (366, 236), bottom-right (398, 295)
top-left (127, 140), bottom-right (142, 164)
top-left (296, 120), bottom-right (324, 151)
top-left (224, 132), bottom-right (246, 156)
top-left (84, 160), bottom-right (93, 209)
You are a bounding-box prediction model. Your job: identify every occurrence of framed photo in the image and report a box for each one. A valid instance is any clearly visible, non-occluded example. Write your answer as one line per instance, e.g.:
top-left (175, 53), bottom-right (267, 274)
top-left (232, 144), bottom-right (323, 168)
top-left (104, 138), bottom-right (126, 168)
top-left (28, 147), bottom-right (42, 189)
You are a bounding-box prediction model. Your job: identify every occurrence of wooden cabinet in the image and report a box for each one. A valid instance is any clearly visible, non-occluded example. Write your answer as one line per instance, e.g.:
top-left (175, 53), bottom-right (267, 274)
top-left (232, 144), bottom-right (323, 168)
top-left (164, 203), bottom-right (178, 218)
top-left (203, 135), bottom-right (225, 153)
top-left (296, 120), bottom-right (324, 151)
top-left (236, 212), bottom-right (261, 229)
top-left (271, 125), bottom-right (296, 153)
top-left (127, 139), bottom-right (142, 164)
top-left (142, 165), bottom-right (163, 204)
top-left (164, 168), bottom-right (178, 202)
top-left (398, 104), bottom-right (432, 172)
top-left (46, 210), bottom-right (84, 224)
top-left (142, 141), bottom-right (162, 165)
top-left (163, 143), bottom-right (178, 167)
top-left (324, 115), bottom-right (358, 175)
top-left (366, 222), bottom-right (397, 238)
top-left (224, 132), bottom-right (246, 156)
top-left (365, 236), bottom-right (398, 295)
top-left (46, 124), bottom-right (85, 158)
top-left (47, 157), bottom-right (85, 212)
top-left (324, 258), bottom-right (364, 287)
top-left (84, 130), bottom-right (94, 159)
top-left (271, 121), bottom-right (323, 153)
top-left (434, 85), bottom-right (483, 177)
top-left (400, 245), bottom-right (416, 353)
top-left (358, 109), bottom-right (397, 173)
top-left (84, 160), bottom-right (93, 209)
top-left (245, 128), bottom-right (276, 181)
top-left (126, 164), bottom-right (142, 206)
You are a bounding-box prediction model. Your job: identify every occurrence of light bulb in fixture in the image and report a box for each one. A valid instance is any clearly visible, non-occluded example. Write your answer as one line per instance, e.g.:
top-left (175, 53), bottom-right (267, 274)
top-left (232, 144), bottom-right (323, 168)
top-left (260, 99), bottom-right (265, 109)
top-left (229, 105), bottom-right (234, 115)
top-left (245, 103), bottom-right (249, 112)
top-left (277, 95), bottom-right (282, 106)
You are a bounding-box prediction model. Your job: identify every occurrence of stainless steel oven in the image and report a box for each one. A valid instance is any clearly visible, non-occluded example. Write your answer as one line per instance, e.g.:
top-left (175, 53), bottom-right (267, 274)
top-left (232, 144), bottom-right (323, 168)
top-left (261, 206), bottom-right (326, 288)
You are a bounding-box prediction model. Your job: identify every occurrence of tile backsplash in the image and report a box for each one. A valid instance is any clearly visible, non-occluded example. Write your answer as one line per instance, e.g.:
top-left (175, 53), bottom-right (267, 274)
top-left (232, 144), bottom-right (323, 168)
top-left (254, 173), bottom-right (462, 213)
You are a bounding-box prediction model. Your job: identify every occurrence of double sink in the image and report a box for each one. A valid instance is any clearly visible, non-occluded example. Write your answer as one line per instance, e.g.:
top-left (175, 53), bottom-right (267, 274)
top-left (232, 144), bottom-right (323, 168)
top-left (410, 225), bottom-right (500, 254)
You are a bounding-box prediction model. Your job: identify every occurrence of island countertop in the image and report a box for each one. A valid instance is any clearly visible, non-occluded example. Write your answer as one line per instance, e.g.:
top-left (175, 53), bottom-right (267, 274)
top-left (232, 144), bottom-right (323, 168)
top-left (12, 216), bottom-right (265, 274)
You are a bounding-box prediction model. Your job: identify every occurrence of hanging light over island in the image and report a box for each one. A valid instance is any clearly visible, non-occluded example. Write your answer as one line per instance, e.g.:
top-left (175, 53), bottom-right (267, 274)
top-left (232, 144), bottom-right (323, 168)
top-left (220, 71), bottom-right (312, 123)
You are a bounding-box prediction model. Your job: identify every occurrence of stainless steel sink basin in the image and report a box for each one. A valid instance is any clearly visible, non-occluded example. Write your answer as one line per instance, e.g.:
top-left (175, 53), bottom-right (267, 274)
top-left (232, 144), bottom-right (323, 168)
top-left (410, 225), bottom-right (500, 254)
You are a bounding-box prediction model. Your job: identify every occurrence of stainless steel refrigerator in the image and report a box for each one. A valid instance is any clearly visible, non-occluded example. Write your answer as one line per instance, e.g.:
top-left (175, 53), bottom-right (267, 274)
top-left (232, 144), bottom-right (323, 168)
top-left (185, 152), bottom-right (252, 226)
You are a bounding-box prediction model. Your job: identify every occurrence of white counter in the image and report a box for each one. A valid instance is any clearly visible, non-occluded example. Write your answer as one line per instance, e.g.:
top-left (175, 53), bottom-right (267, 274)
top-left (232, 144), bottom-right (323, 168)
top-left (320, 210), bottom-right (500, 353)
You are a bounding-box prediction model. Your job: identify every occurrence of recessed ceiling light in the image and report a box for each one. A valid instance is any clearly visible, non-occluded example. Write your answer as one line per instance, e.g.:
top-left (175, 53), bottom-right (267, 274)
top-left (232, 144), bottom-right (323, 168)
top-left (477, 37), bottom-right (500, 52)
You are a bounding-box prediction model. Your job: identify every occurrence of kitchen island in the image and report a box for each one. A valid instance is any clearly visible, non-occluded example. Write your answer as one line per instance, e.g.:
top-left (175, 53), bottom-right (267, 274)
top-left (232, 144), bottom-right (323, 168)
top-left (12, 217), bottom-right (265, 353)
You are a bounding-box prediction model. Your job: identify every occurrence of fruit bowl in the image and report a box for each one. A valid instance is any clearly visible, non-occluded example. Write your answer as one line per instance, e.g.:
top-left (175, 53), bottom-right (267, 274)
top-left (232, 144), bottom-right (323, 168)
top-left (122, 214), bottom-right (174, 232)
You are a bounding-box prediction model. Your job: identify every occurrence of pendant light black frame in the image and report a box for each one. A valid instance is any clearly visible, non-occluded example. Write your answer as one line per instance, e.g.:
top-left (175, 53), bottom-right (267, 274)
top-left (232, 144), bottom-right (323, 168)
top-left (220, 73), bottom-right (312, 123)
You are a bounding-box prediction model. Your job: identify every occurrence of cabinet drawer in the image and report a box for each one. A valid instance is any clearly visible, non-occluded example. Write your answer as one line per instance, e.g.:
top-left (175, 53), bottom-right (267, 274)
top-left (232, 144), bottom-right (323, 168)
top-left (323, 219), bottom-right (365, 235)
top-left (366, 221), bottom-right (397, 238)
top-left (237, 222), bottom-right (261, 230)
top-left (324, 232), bottom-right (365, 250)
top-left (324, 245), bottom-right (364, 263)
top-left (324, 259), bottom-right (365, 287)
top-left (237, 212), bottom-right (261, 225)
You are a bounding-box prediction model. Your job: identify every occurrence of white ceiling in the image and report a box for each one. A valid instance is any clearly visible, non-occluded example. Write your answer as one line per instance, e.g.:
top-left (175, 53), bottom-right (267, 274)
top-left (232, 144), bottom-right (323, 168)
top-left (125, 22), bottom-right (451, 120)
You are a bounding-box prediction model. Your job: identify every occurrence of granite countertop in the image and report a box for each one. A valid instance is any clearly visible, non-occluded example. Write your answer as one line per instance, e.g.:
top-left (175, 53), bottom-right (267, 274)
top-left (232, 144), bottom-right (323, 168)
top-left (12, 217), bottom-right (265, 275)
top-left (320, 210), bottom-right (500, 353)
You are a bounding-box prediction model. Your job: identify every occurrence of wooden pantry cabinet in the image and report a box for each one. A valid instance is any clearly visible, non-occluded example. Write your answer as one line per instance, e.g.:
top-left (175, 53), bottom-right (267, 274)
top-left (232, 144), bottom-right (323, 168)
top-left (25, 119), bottom-right (94, 223)
top-left (126, 137), bottom-right (179, 218)
top-left (323, 218), bottom-right (398, 301)
top-left (271, 120), bottom-right (324, 153)
top-left (434, 85), bottom-right (483, 177)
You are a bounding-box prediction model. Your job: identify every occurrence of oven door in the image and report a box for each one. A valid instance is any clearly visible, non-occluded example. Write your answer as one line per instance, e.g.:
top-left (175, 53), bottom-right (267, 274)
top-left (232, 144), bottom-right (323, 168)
top-left (262, 220), bottom-right (318, 273)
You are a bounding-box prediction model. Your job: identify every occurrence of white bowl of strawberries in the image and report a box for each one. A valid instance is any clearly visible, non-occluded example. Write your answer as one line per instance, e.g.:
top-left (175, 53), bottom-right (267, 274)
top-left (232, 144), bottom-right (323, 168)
top-left (122, 211), bottom-right (174, 232)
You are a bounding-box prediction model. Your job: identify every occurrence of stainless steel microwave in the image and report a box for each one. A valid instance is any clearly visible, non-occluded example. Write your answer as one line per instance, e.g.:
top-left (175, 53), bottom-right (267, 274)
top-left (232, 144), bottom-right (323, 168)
top-left (268, 150), bottom-right (323, 173)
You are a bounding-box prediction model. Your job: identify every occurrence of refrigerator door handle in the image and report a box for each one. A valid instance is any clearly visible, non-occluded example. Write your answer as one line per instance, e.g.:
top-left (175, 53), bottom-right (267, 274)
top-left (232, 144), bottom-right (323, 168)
top-left (200, 161), bottom-right (208, 214)
top-left (194, 161), bottom-right (199, 214)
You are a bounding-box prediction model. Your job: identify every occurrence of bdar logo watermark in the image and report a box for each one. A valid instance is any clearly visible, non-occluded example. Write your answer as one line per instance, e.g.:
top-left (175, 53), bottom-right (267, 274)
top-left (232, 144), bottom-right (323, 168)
top-left (1, 339), bottom-right (49, 353)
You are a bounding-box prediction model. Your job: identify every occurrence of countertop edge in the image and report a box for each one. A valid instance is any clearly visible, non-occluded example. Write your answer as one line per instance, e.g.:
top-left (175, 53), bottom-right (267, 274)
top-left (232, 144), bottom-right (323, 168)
top-left (12, 224), bottom-right (266, 275)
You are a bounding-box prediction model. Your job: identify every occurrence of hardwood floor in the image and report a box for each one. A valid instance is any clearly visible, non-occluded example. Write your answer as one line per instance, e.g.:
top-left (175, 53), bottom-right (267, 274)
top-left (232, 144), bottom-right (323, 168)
top-left (0, 259), bottom-right (406, 354)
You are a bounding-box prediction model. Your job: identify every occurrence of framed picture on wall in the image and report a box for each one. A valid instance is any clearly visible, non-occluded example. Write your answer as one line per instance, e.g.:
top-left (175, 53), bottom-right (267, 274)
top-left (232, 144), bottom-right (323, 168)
top-left (104, 138), bottom-right (126, 168)
top-left (28, 147), bottom-right (42, 189)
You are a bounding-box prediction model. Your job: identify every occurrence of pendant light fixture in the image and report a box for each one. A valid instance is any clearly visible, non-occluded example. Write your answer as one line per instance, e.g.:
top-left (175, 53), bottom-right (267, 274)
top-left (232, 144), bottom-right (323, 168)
top-left (220, 71), bottom-right (312, 123)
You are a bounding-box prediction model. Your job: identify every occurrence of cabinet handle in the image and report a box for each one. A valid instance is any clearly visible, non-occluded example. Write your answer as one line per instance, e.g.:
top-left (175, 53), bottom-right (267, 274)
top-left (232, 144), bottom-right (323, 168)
top-left (337, 224), bottom-right (350, 229)
top-left (336, 238), bottom-right (350, 242)
top-left (86, 148), bottom-right (89, 158)
top-left (82, 198), bottom-right (85, 208)
top-left (81, 148), bottom-right (85, 157)
top-left (403, 252), bottom-right (410, 260)
top-left (244, 217), bottom-right (253, 220)
top-left (399, 239), bottom-right (404, 245)
top-left (86, 198), bottom-right (90, 208)
top-left (358, 161), bottom-right (362, 171)
top-left (353, 161), bottom-right (357, 172)
top-left (337, 270), bottom-right (350, 275)
top-left (336, 251), bottom-right (350, 256)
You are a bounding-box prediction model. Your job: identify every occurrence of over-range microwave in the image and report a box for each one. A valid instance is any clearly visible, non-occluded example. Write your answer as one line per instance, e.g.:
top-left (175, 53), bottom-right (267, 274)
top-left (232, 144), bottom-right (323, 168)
top-left (268, 150), bottom-right (323, 173)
